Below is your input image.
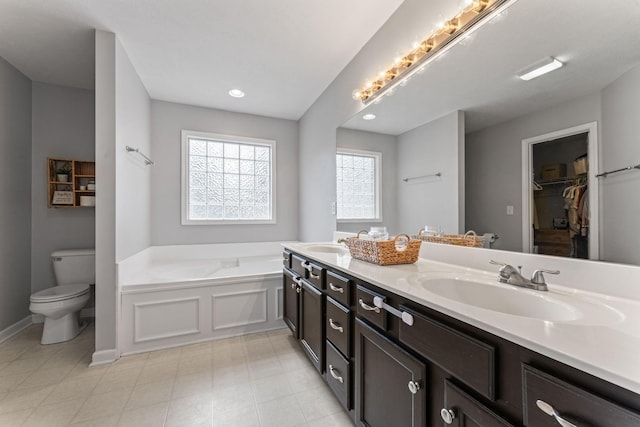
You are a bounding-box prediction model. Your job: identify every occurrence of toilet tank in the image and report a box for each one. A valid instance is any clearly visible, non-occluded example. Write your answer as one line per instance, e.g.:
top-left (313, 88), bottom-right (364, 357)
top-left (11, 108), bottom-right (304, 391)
top-left (51, 249), bottom-right (96, 285)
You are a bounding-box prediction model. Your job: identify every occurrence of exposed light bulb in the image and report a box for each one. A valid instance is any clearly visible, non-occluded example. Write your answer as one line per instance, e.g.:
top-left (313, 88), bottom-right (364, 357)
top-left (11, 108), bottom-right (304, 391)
top-left (352, 90), bottom-right (362, 100)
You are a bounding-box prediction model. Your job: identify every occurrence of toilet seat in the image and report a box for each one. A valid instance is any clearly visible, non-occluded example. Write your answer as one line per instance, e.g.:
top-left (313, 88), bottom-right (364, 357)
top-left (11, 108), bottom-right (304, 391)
top-left (30, 284), bottom-right (90, 303)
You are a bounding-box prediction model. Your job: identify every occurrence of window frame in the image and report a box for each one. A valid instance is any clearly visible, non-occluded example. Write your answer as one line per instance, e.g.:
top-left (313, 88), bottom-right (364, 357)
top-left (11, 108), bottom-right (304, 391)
top-left (181, 129), bottom-right (276, 225)
top-left (336, 147), bottom-right (382, 223)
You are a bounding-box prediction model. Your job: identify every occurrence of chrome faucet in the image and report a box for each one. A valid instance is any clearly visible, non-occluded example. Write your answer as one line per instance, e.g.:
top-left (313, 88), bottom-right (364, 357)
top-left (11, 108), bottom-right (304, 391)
top-left (489, 260), bottom-right (559, 291)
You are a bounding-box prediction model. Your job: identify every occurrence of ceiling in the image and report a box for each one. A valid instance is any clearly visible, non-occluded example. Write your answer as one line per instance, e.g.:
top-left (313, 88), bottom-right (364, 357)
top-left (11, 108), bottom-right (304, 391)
top-left (342, 0), bottom-right (640, 135)
top-left (0, 0), bottom-right (403, 120)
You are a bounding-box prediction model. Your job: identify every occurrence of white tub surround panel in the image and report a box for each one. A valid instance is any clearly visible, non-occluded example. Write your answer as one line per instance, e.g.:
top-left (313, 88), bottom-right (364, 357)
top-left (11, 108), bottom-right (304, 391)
top-left (118, 242), bottom-right (287, 355)
top-left (283, 242), bottom-right (640, 395)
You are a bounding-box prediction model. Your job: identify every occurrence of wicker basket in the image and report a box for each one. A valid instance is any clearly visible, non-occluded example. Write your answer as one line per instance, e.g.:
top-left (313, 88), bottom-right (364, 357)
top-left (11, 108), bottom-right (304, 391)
top-left (413, 230), bottom-right (485, 248)
top-left (338, 231), bottom-right (422, 266)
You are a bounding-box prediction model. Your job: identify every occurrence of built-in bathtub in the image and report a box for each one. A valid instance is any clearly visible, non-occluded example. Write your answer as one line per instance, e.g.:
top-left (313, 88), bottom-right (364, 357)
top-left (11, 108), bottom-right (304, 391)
top-left (117, 242), bottom-right (287, 355)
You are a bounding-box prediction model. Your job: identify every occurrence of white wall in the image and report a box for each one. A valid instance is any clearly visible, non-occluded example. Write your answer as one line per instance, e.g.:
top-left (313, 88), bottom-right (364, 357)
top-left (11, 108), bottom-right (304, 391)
top-left (397, 111), bottom-right (465, 235)
top-left (465, 92), bottom-right (601, 251)
top-left (0, 56), bottom-right (32, 332)
top-left (115, 41), bottom-right (151, 262)
top-left (149, 100), bottom-right (298, 245)
top-left (336, 128), bottom-right (398, 234)
top-left (31, 82), bottom-right (95, 293)
top-left (601, 65), bottom-right (640, 265)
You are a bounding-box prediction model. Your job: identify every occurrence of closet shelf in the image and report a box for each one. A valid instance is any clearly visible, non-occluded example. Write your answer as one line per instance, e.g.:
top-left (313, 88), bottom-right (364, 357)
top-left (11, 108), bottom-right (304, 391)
top-left (538, 174), bottom-right (587, 186)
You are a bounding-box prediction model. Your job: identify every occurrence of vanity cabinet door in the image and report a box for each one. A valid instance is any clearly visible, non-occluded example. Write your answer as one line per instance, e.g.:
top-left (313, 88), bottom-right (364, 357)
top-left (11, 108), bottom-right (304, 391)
top-left (355, 319), bottom-right (426, 427)
top-left (442, 380), bottom-right (514, 427)
top-left (283, 268), bottom-right (300, 338)
top-left (299, 279), bottom-right (324, 374)
top-left (523, 365), bottom-right (640, 427)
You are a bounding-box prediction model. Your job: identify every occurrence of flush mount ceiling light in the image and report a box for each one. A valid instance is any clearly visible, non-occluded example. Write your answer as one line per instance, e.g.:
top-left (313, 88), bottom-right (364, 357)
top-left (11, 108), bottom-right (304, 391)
top-left (363, 113), bottom-right (376, 120)
top-left (352, 0), bottom-right (516, 105)
top-left (517, 57), bottom-right (564, 81)
top-left (228, 89), bottom-right (245, 98)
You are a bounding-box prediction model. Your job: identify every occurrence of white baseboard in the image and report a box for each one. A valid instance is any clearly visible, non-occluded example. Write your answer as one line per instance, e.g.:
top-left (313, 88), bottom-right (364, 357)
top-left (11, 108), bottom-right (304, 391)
top-left (0, 316), bottom-right (33, 344)
top-left (90, 349), bottom-right (119, 366)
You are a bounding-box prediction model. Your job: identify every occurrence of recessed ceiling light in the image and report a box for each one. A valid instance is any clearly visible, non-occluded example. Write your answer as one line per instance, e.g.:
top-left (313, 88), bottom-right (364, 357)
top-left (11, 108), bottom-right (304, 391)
top-left (363, 114), bottom-right (376, 120)
top-left (228, 89), bottom-right (245, 98)
top-left (517, 57), bottom-right (564, 81)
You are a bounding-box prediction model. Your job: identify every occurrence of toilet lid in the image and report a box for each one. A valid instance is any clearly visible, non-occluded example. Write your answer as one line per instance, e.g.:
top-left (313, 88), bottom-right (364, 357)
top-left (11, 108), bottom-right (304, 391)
top-left (30, 284), bottom-right (90, 302)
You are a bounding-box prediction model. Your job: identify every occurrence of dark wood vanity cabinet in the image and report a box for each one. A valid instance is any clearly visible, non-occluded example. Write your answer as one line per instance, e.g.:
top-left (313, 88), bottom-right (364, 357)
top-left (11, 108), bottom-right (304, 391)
top-left (355, 318), bottom-right (427, 427)
top-left (299, 278), bottom-right (324, 373)
top-left (282, 251), bottom-right (640, 427)
top-left (282, 267), bottom-right (299, 338)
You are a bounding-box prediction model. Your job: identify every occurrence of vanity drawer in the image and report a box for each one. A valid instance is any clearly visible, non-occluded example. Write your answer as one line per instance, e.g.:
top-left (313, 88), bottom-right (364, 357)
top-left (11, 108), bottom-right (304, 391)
top-left (399, 305), bottom-right (495, 400)
top-left (444, 380), bottom-right (514, 426)
top-left (282, 250), bottom-right (291, 269)
top-left (291, 254), bottom-right (308, 278)
top-left (356, 285), bottom-right (387, 331)
top-left (306, 262), bottom-right (325, 290)
top-left (326, 270), bottom-right (351, 307)
top-left (523, 365), bottom-right (640, 426)
top-left (326, 340), bottom-right (351, 411)
top-left (326, 297), bottom-right (350, 358)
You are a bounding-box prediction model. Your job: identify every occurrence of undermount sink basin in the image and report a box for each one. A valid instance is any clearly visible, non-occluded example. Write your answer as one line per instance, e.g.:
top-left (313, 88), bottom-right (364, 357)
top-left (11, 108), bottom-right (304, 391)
top-left (303, 244), bottom-right (348, 254)
top-left (417, 278), bottom-right (622, 324)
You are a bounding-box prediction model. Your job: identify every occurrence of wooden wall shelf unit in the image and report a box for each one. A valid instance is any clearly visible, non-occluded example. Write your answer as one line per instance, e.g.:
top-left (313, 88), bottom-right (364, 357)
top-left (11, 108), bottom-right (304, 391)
top-left (47, 157), bottom-right (96, 208)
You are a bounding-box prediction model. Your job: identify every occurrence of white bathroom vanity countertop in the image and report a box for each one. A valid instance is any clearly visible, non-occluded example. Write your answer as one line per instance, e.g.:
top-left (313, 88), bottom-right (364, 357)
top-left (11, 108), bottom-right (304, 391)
top-left (283, 242), bottom-right (640, 395)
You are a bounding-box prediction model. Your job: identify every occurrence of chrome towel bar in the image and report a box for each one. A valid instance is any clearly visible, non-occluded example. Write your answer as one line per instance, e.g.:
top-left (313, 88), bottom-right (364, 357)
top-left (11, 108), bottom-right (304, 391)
top-left (125, 146), bottom-right (155, 166)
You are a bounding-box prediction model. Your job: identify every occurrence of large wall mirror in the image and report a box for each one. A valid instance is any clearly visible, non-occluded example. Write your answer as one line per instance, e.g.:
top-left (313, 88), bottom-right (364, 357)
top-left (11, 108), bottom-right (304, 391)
top-left (335, 0), bottom-right (640, 266)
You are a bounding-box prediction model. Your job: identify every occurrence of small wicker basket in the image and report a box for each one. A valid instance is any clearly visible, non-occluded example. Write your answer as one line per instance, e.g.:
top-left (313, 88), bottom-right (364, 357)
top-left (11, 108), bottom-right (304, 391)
top-left (338, 231), bottom-right (422, 266)
top-left (413, 229), bottom-right (485, 248)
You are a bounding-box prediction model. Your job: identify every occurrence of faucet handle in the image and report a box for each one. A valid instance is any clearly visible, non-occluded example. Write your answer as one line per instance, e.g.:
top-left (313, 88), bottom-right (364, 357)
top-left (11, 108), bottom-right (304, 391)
top-left (531, 269), bottom-right (560, 285)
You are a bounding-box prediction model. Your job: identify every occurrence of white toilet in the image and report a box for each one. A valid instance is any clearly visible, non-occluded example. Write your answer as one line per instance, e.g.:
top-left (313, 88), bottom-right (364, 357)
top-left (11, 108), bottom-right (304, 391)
top-left (29, 249), bottom-right (95, 344)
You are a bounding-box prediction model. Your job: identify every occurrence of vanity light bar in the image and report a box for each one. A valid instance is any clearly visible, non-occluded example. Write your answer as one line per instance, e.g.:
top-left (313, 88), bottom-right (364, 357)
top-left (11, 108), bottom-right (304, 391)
top-left (517, 57), bottom-right (564, 81)
top-left (352, 0), bottom-right (516, 105)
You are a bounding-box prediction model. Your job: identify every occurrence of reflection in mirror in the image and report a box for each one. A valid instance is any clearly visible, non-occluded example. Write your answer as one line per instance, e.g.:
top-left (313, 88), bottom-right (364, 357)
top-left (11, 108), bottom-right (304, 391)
top-left (337, 0), bottom-right (640, 266)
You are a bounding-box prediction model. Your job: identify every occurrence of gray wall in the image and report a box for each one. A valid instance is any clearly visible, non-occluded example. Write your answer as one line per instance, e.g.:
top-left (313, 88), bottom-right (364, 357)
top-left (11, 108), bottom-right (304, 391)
top-left (601, 65), bottom-right (640, 265)
top-left (115, 40), bottom-right (151, 262)
top-left (336, 128), bottom-right (398, 234)
top-left (298, 0), bottom-right (460, 241)
top-left (0, 57), bottom-right (32, 332)
top-left (31, 82), bottom-right (95, 294)
top-left (150, 100), bottom-right (298, 245)
top-left (465, 92), bottom-right (601, 251)
top-left (94, 30), bottom-right (118, 358)
top-left (397, 111), bottom-right (465, 235)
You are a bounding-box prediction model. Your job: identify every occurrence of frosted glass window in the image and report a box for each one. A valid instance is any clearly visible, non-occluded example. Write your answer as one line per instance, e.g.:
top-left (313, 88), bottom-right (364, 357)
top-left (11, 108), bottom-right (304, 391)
top-left (336, 150), bottom-right (381, 221)
top-left (182, 131), bottom-right (275, 224)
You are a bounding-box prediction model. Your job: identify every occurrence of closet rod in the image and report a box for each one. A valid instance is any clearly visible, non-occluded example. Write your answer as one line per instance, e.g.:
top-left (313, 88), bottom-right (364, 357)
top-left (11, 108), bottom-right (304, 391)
top-left (595, 163), bottom-right (640, 178)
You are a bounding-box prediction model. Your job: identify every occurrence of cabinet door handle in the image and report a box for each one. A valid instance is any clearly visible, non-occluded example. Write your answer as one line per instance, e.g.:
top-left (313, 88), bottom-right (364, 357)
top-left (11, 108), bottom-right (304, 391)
top-left (359, 299), bottom-right (380, 313)
top-left (536, 400), bottom-right (578, 427)
top-left (301, 261), bottom-right (312, 272)
top-left (310, 271), bottom-right (320, 280)
top-left (328, 364), bottom-right (344, 384)
top-left (329, 283), bottom-right (344, 293)
top-left (328, 318), bottom-right (344, 333)
top-left (440, 408), bottom-right (456, 424)
top-left (407, 380), bottom-right (420, 394)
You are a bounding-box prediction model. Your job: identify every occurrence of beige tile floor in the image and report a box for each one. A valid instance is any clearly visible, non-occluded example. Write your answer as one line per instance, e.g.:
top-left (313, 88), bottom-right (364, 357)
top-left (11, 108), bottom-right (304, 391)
top-left (0, 322), bottom-right (354, 426)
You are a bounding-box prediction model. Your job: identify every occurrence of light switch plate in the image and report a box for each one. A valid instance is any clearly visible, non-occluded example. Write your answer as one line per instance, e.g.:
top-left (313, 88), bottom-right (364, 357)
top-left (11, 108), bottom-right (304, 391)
top-left (506, 205), bottom-right (514, 215)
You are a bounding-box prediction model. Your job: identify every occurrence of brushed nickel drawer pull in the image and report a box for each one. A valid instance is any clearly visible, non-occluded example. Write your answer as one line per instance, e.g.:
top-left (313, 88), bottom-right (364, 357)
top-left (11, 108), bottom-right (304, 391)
top-left (329, 283), bottom-right (344, 293)
top-left (359, 299), bottom-right (380, 313)
top-left (329, 364), bottom-right (344, 384)
top-left (328, 318), bottom-right (344, 333)
top-left (536, 400), bottom-right (577, 427)
top-left (310, 272), bottom-right (320, 280)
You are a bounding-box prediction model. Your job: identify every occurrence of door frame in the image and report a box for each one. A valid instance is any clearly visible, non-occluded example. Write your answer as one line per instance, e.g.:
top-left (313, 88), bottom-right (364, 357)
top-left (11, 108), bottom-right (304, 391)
top-left (521, 122), bottom-right (599, 259)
